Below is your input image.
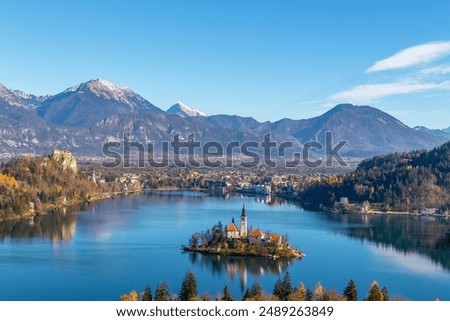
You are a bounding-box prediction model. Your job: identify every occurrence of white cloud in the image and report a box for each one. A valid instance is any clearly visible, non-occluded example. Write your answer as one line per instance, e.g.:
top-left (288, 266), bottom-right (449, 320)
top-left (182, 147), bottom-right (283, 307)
top-left (420, 64), bottom-right (450, 75)
top-left (330, 81), bottom-right (450, 104)
top-left (366, 41), bottom-right (450, 73)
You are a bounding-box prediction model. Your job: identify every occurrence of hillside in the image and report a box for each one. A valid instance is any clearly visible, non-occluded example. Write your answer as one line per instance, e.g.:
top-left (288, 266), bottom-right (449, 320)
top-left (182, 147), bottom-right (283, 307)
top-left (0, 150), bottom-right (107, 222)
top-left (296, 141), bottom-right (450, 212)
top-left (276, 104), bottom-right (442, 156)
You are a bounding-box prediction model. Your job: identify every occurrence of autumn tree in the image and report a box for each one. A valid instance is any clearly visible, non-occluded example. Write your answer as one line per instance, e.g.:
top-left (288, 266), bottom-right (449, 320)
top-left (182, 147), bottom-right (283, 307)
top-left (366, 281), bottom-right (383, 301)
top-left (288, 282), bottom-right (306, 301)
top-left (313, 282), bottom-right (323, 301)
top-left (120, 290), bottom-right (138, 301)
top-left (179, 270), bottom-right (198, 301)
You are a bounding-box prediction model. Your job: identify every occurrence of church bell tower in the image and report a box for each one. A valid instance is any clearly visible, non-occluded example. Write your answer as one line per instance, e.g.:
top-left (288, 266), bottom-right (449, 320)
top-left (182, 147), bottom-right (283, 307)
top-left (240, 204), bottom-right (248, 238)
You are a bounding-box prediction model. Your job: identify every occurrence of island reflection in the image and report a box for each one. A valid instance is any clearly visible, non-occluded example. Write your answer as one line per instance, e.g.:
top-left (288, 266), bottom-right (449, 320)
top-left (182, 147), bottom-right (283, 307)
top-left (186, 252), bottom-right (295, 290)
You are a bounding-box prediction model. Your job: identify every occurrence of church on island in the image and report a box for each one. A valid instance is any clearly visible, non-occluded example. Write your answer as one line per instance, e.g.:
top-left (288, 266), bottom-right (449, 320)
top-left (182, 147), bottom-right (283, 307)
top-left (225, 205), bottom-right (283, 247)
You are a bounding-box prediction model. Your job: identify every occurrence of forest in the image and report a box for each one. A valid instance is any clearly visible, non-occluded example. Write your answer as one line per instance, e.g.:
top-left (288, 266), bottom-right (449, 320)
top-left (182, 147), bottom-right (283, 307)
top-left (0, 154), bottom-right (107, 221)
top-left (296, 141), bottom-right (450, 212)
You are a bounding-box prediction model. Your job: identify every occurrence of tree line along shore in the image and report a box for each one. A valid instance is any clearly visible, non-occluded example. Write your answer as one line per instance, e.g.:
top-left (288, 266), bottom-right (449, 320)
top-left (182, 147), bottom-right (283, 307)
top-left (121, 270), bottom-right (393, 301)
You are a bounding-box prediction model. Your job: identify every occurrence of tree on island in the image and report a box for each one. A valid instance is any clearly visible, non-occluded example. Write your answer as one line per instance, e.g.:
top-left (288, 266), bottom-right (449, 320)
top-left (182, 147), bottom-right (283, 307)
top-left (179, 270), bottom-right (198, 301)
top-left (155, 281), bottom-right (170, 301)
top-left (343, 279), bottom-right (358, 301)
top-left (189, 232), bottom-right (200, 248)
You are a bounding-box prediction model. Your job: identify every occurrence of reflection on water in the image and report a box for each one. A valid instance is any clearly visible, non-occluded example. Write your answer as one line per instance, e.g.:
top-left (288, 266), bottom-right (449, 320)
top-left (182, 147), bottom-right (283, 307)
top-left (2, 191), bottom-right (450, 300)
top-left (323, 213), bottom-right (450, 270)
top-left (186, 252), bottom-right (295, 291)
top-left (0, 210), bottom-right (77, 242)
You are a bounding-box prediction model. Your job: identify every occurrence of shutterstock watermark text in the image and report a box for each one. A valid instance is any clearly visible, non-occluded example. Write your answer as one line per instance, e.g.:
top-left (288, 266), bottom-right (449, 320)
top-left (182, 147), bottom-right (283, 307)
top-left (101, 132), bottom-right (347, 169)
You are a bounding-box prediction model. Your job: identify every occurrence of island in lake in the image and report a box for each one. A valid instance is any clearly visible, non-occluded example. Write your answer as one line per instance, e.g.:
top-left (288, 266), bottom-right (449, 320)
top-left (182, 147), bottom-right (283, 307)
top-left (183, 205), bottom-right (303, 259)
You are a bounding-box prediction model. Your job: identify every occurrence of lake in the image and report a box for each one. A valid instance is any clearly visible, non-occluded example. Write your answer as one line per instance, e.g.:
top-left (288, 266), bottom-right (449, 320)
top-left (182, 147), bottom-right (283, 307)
top-left (1, 191), bottom-right (450, 300)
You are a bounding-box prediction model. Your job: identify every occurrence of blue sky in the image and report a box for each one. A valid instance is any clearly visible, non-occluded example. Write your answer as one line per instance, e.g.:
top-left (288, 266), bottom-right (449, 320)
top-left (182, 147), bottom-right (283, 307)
top-left (1, 0), bottom-right (449, 128)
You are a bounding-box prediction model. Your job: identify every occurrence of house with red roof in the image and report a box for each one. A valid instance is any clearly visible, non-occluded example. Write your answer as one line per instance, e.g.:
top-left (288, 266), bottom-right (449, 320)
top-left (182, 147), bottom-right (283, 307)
top-left (248, 229), bottom-right (265, 245)
top-left (226, 218), bottom-right (240, 239)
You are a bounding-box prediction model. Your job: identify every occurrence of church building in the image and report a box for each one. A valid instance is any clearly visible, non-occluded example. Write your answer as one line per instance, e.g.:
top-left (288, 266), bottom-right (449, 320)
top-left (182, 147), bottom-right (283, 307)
top-left (226, 205), bottom-right (248, 238)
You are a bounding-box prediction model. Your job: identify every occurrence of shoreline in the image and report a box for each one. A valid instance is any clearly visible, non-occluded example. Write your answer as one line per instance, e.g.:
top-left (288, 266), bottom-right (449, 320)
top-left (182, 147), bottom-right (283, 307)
top-left (182, 246), bottom-right (304, 260)
top-left (2, 187), bottom-right (447, 225)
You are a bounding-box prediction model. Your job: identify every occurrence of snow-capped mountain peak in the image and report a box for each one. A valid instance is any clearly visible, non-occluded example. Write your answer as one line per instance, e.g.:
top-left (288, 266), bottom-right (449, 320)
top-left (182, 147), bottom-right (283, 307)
top-left (61, 78), bottom-right (156, 110)
top-left (167, 102), bottom-right (207, 117)
top-left (0, 83), bottom-right (46, 108)
top-left (37, 79), bottom-right (162, 127)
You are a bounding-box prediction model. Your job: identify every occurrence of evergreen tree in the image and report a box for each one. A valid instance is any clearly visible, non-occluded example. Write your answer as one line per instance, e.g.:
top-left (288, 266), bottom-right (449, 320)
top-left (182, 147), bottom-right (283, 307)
top-left (381, 286), bottom-right (389, 301)
top-left (250, 281), bottom-right (262, 298)
top-left (243, 288), bottom-right (252, 301)
top-left (305, 288), bottom-right (313, 301)
top-left (272, 279), bottom-right (284, 299)
top-left (343, 279), bottom-right (358, 301)
top-left (366, 281), bottom-right (383, 301)
top-left (155, 281), bottom-right (170, 301)
top-left (142, 285), bottom-right (153, 301)
top-left (282, 272), bottom-right (293, 300)
top-left (273, 272), bottom-right (293, 301)
top-left (179, 270), bottom-right (198, 301)
top-left (222, 286), bottom-right (234, 301)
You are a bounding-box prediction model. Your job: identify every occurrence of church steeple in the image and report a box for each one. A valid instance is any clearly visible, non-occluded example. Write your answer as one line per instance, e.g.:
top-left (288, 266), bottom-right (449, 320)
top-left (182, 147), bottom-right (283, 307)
top-left (240, 204), bottom-right (248, 238)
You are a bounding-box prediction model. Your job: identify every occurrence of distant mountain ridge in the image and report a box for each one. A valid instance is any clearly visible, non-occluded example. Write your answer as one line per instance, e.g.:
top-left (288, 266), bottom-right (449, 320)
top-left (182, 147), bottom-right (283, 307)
top-left (414, 125), bottom-right (450, 140)
top-left (0, 79), bottom-right (447, 159)
top-left (167, 102), bottom-right (207, 117)
top-left (0, 83), bottom-right (47, 109)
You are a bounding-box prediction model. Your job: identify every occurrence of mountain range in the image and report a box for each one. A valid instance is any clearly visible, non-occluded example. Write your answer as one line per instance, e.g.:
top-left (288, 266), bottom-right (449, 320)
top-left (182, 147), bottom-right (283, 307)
top-left (413, 126), bottom-right (450, 140)
top-left (0, 79), bottom-right (448, 160)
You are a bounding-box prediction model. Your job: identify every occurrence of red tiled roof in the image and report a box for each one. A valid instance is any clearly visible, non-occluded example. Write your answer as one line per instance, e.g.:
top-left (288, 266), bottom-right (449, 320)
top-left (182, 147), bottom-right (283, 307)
top-left (227, 222), bottom-right (238, 232)
top-left (249, 229), bottom-right (265, 237)
top-left (269, 234), bottom-right (281, 241)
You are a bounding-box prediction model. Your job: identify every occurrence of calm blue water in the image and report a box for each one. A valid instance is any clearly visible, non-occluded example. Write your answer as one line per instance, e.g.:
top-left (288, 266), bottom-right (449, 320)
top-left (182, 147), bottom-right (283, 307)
top-left (1, 191), bottom-right (450, 300)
